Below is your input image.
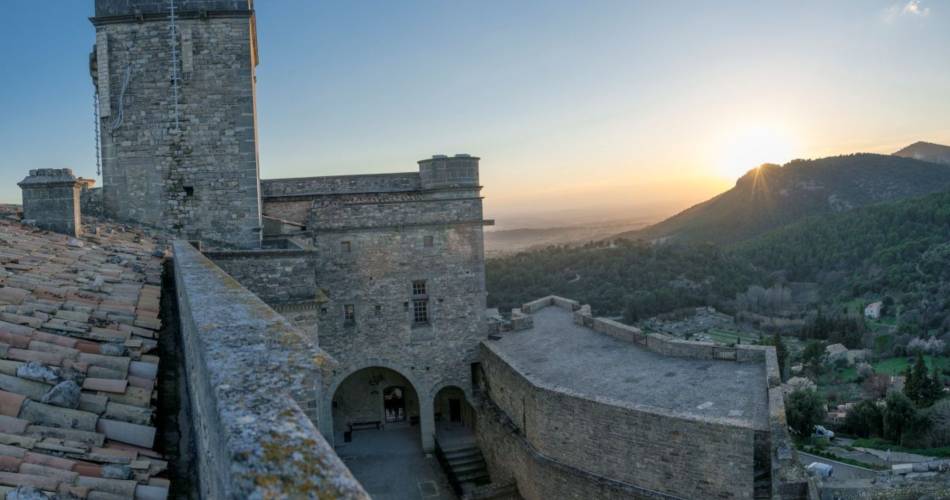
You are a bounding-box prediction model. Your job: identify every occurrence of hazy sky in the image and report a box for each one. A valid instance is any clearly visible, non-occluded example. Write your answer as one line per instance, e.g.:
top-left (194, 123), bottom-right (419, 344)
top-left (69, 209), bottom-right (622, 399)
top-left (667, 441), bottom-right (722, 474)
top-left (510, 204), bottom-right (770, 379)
top-left (1, 1), bottom-right (948, 226)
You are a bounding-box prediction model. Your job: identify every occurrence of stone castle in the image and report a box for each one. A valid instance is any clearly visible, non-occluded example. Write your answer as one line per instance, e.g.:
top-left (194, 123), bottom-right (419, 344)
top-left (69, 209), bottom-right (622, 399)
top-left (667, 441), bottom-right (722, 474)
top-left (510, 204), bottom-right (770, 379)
top-left (13, 1), bottom-right (812, 498)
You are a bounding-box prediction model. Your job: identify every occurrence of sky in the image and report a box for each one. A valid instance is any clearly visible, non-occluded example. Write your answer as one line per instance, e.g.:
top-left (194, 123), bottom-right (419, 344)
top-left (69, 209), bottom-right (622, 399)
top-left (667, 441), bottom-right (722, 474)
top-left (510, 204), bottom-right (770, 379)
top-left (1, 1), bottom-right (948, 228)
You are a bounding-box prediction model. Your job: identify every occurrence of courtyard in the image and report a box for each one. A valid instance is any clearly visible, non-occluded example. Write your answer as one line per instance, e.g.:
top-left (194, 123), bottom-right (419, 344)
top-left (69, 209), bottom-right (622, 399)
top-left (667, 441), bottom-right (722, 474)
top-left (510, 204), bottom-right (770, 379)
top-left (335, 426), bottom-right (458, 500)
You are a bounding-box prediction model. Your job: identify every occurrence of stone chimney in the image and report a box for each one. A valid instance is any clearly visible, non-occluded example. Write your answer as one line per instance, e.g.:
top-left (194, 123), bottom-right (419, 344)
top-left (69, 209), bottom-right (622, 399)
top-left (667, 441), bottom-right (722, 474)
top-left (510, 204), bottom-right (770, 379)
top-left (18, 169), bottom-right (83, 236)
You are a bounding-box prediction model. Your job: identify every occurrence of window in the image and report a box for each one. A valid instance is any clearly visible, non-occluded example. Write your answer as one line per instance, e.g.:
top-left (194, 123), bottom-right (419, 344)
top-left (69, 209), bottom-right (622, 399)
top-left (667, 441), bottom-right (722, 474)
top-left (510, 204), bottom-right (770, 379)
top-left (413, 299), bottom-right (428, 324)
top-left (423, 235), bottom-right (434, 248)
top-left (375, 304), bottom-right (382, 316)
top-left (343, 304), bottom-right (355, 324)
top-left (341, 241), bottom-right (351, 253)
top-left (412, 280), bottom-right (429, 325)
top-left (183, 186), bottom-right (194, 197)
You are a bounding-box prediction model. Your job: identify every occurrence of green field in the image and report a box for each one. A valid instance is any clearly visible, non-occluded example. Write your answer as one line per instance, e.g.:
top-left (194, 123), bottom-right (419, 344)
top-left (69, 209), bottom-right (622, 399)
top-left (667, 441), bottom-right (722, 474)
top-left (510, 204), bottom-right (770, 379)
top-left (872, 355), bottom-right (950, 375)
top-left (852, 437), bottom-right (950, 458)
top-left (704, 329), bottom-right (761, 345)
top-left (824, 355), bottom-right (950, 385)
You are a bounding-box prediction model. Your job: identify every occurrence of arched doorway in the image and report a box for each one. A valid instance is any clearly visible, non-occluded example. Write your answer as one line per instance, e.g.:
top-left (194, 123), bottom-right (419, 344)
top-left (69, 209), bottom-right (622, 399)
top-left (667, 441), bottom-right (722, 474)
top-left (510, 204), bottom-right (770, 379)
top-left (433, 385), bottom-right (475, 447)
top-left (331, 367), bottom-right (422, 445)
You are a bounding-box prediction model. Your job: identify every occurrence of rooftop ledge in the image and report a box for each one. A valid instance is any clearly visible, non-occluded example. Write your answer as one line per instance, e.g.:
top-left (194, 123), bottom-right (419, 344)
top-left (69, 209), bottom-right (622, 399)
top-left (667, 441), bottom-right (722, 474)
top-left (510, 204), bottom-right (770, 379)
top-left (486, 295), bottom-right (781, 430)
top-left (171, 241), bottom-right (368, 499)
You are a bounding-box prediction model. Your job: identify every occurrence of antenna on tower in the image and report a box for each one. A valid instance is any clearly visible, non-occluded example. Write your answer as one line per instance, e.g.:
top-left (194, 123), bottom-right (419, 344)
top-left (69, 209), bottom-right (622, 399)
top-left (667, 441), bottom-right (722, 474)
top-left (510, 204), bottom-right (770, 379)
top-left (169, 0), bottom-right (181, 133)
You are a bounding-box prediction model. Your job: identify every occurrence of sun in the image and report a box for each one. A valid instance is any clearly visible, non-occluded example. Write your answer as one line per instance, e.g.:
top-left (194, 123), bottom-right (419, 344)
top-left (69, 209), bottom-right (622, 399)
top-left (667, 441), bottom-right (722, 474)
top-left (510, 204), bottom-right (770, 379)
top-left (716, 125), bottom-right (797, 180)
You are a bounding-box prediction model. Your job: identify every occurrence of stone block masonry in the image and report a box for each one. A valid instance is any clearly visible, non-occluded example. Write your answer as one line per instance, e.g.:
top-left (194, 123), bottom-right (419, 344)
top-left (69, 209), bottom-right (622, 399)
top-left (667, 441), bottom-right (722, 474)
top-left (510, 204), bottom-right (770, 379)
top-left (257, 155), bottom-right (490, 452)
top-left (92, 1), bottom-right (262, 248)
top-left (18, 168), bottom-right (83, 237)
top-left (475, 297), bottom-right (812, 500)
top-left (204, 248), bottom-right (317, 305)
top-left (172, 240), bottom-right (369, 498)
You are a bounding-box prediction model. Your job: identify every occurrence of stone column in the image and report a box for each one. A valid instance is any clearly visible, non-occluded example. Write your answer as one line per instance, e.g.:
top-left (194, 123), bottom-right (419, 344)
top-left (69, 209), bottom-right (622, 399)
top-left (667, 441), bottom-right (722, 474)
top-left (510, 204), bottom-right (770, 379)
top-left (18, 169), bottom-right (83, 237)
top-left (419, 394), bottom-right (435, 452)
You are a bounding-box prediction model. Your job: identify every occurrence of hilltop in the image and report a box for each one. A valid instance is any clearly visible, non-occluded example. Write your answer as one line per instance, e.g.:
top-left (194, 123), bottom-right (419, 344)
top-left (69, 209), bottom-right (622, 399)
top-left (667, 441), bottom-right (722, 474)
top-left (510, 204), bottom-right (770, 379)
top-left (894, 141), bottom-right (950, 166)
top-left (615, 151), bottom-right (950, 245)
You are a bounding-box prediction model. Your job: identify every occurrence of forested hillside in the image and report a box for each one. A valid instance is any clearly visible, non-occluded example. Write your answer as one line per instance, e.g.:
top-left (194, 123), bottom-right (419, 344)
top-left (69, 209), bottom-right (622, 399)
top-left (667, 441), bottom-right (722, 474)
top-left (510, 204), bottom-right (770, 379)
top-left (737, 190), bottom-right (950, 335)
top-left (615, 153), bottom-right (950, 245)
top-left (486, 240), bottom-right (762, 317)
top-left (488, 189), bottom-right (950, 336)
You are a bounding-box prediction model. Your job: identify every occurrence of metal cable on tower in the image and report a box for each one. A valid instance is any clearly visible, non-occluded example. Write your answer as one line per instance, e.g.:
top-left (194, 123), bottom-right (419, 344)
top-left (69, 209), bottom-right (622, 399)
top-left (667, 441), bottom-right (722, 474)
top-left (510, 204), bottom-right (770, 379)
top-left (169, 0), bottom-right (181, 132)
top-left (93, 92), bottom-right (102, 176)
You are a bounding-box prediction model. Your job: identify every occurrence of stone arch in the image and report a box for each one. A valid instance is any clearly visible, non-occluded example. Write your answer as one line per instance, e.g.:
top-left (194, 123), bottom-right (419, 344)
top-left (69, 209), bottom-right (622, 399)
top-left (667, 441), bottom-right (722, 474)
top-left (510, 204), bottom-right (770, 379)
top-left (322, 359), bottom-right (435, 451)
top-left (429, 378), bottom-right (474, 404)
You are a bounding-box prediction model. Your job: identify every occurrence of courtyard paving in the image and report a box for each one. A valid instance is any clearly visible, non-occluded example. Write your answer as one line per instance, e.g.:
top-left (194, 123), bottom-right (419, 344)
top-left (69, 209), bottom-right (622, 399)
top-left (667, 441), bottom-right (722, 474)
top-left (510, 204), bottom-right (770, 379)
top-left (335, 425), bottom-right (458, 500)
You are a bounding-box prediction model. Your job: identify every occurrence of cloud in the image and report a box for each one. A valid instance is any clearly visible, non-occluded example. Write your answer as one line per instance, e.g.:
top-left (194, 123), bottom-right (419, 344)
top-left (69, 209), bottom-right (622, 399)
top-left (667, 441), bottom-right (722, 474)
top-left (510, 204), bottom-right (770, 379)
top-left (902, 0), bottom-right (930, 16)
top-left (882, 0), bottom-right (931, 22)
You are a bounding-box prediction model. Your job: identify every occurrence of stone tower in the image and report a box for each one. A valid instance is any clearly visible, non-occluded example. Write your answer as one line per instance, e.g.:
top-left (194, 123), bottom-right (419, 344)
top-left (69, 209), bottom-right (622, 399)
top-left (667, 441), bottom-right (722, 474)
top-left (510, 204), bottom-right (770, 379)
top-left (91, 0), bottom-right (262, 248)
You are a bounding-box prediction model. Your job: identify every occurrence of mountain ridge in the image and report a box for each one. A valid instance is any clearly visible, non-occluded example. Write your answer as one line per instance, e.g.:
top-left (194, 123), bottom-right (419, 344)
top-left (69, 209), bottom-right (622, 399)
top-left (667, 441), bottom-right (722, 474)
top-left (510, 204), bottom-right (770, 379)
top-left (615, 148), bottom-right (950, 245)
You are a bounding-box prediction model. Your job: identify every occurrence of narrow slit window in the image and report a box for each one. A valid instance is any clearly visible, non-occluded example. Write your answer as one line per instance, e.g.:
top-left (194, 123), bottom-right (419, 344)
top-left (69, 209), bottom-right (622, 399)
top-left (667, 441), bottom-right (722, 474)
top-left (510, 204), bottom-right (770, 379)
top-left (341, 241), bottom-right (352, 253)
top-left (343, 304), bottom-right (355, 324)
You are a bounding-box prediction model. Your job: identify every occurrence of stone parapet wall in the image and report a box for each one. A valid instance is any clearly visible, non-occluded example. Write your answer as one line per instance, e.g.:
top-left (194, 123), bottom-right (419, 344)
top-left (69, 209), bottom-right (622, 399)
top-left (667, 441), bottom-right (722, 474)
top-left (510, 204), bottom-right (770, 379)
top-left (94, 0), bottom-right (252, 18)
top-left (261, 173), bottom-right (422, 198)
top-left (478, 342), bottom-right (757, 499)
top-left (517, 296), bottom-right (813, 499)
top-left (172, 241), bottom-right (367, 499)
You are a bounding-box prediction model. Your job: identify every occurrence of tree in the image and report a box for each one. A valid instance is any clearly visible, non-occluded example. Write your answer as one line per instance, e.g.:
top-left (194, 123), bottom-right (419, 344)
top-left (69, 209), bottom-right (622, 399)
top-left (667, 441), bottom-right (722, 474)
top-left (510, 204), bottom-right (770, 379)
top-left (786, 389), bottom-right (825, 439)
top-left (904, 353), bottom-right (940, 407)
top-left (843, 400), bottom-right (883, 438)
top-left (884, 391), bottom-right (917, 444)
top-left (802, 341), bottom-right (825, 375)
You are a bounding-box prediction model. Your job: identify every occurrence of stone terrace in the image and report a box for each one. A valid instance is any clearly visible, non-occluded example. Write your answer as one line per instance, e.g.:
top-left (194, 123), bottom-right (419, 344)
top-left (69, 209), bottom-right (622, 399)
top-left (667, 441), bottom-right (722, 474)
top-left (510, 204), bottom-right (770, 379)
top-left (488, 300), bottom-right (769, 429)
top-left (0, 206), bottom-right (168, 498)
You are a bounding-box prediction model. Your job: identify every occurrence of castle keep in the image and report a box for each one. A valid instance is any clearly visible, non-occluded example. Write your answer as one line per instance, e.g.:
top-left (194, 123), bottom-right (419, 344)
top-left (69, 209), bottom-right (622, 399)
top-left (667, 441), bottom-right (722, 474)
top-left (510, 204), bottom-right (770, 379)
top-left (91, 0), bottom-right (262, 248)
top-left (2, 1), bottom-right (811, 498)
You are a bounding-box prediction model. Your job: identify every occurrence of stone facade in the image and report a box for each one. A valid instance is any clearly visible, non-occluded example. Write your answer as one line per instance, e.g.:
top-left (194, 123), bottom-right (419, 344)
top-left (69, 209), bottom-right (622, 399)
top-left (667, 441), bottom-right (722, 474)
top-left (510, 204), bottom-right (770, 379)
top-left (18, 168), bottom-right (83, 236)
top-left (257, 155), bottom-right (489, 451)
top-left (91, 0), bottom-right (262, 248)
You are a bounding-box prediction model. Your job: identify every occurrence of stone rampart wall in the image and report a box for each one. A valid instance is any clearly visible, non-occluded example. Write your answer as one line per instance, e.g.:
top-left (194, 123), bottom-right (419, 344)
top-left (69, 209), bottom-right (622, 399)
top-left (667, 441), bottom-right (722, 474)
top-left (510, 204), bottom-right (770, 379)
top-left (172, 240), bottom-right (367, 499)
top-left (478, 342), bottom-right (756, 499)
top-left (204, 249), bottom-right (316, 305)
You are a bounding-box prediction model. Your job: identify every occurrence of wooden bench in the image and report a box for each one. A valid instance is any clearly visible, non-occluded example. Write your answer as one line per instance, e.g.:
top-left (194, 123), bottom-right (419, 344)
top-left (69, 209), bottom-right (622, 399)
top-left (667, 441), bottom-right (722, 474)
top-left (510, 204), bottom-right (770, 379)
top-left (349, 421), bottom-right (381, 432)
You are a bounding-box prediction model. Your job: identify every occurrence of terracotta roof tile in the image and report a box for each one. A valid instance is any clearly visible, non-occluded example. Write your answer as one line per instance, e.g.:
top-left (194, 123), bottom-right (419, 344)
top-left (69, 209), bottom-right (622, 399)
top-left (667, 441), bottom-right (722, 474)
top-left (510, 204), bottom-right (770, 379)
top-left (0, 210), bottom-right (171, 494)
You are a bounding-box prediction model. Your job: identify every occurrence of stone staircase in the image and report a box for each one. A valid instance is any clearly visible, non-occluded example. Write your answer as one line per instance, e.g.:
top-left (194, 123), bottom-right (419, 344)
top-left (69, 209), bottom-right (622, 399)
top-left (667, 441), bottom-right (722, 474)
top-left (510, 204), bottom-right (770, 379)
top-left (440, 443), bottom-right (491, 494)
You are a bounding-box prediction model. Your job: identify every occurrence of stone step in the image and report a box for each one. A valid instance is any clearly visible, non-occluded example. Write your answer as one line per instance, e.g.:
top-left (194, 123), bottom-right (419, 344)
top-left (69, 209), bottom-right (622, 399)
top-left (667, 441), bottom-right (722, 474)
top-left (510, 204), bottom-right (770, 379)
top-left (447, 454), bottom-right (485, 468)
top-left (444, 447), bottom-right (480, 460)
top-left (457, 470), bottom-right (490, 484)
top-left (452, 460), bottom-right (487, 474)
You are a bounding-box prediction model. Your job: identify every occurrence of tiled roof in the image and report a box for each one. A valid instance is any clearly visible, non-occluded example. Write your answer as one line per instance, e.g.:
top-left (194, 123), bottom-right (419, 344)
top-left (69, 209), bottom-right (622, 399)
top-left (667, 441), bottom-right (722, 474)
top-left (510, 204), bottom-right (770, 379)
top-left (0, 207), bottom-right (168, 499)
